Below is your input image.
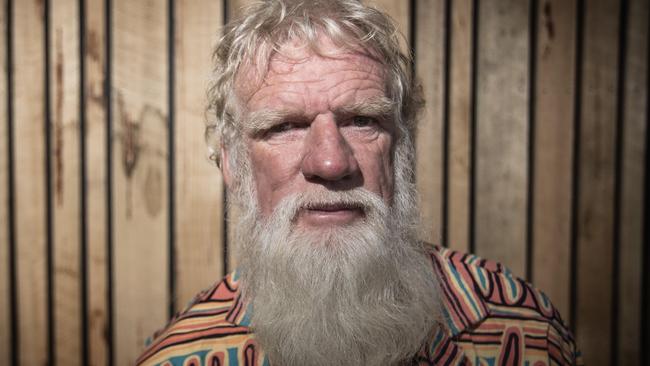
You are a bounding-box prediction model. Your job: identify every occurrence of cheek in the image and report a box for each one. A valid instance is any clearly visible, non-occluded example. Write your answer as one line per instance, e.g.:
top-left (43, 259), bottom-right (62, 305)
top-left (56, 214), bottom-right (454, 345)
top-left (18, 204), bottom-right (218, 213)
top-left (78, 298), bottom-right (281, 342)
top-left (248, 142), bottom-right (303, 211)
top-left (357, 135), bottom-right (394, 199)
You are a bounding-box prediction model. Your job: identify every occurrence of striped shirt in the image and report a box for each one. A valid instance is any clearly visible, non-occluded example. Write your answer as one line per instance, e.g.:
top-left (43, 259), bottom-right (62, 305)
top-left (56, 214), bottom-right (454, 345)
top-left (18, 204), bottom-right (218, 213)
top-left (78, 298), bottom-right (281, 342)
top-left (136, 245), bottom-right (582, 365)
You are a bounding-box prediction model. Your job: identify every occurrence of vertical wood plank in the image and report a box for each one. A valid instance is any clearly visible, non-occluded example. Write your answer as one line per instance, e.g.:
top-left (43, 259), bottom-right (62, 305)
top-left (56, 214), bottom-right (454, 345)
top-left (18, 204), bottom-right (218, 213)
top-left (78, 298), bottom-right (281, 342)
top-left (174, 0), bottom-right (225, 310)
top-left (0, 0), bottom-right (10, 363)
top-left (447, 0), bottom-right (473, 253)
top-left (112, 0), bottom-right (169, 363)
top-left (575, 0), bottom-right (619, 364)
top-left (50, 1), bottom-right (82, 364)
top-left (474, 0), bottom-right (530, 276)
top-left (414, 0), bottom-right (445, 245)
top-left (617, 0), bottom-right (648, 363)
top-left (85, 0), bottom-right (109, 364)
top-left (13, 0), bottom-right (49, 365)
top-left (531, 0), bottom-right (576, 321)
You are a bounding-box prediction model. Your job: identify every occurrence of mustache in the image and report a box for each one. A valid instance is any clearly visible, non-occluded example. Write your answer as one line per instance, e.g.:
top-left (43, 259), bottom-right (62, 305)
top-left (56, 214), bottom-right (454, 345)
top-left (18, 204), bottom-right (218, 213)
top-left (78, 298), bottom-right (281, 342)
top-left (271, 187), bottom-right (388, 222)
top-left (269, 188), bottom-right (386, 223)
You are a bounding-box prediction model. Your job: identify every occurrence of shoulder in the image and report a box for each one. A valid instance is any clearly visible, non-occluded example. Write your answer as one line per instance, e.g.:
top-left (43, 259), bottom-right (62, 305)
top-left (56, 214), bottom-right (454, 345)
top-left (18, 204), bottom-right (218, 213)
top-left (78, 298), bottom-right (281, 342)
top-left (426, 245), bottom-right (583, 365)
top-left (136, 273), bottom-right (265, 366)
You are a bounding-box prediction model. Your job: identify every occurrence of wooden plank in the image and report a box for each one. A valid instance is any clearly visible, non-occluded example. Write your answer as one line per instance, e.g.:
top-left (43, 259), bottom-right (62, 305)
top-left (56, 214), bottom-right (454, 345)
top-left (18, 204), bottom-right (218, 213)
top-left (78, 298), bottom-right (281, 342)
top-left (575, 0), bottom-right (619, 364)
top-left (174, 0), bottom-right (225, 310)
top-left (474, 0), bottom-right (530, 276)
top-left (531, 0), bottom-right (576, 321)
top-left (13, 0), bottom-right (49, 365)
top-left (617, 0), bottom-right (648, 363)
top-left (447, 0), bottom-right (473, 253)
top-left (85, 0), bottom-right (109, 364)
top-left (50, 1), bottom-right (82, 364)
top-left (0, 0), bottom-right (10, 363)
top-left (112, 0), bottom-right (169, 363)
top-left (414, 0), bottom-right (444, 245)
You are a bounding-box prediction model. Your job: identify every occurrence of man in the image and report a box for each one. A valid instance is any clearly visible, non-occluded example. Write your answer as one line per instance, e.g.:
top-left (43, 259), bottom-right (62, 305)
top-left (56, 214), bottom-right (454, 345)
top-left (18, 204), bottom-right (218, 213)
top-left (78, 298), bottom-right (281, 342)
top-left (137, 0), bottom-right (581, 365)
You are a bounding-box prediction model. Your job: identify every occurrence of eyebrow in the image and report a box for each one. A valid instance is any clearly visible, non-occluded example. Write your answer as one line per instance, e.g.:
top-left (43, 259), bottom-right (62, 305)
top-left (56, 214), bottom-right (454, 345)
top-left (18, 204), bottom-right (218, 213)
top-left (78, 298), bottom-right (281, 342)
top-left (242, 96), bottom-right (397, 137)
top-left (338, 96), bottom-right (396, 120)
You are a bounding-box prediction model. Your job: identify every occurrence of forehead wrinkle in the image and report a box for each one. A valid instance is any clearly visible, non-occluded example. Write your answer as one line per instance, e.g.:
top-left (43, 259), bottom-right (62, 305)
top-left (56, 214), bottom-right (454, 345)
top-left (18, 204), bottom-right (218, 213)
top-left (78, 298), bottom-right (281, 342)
top-left (238, 49), bottom-right (385, 105)
top-left (328, 81), bottom-right (386, 106)
top-left (249, 71), bottom-right (385, 112)
top-left (263, 54), bottom-right (383, 88)
top-left (263, 66), bottom-right (381, 89)
top-left (238, 47), bottom-right (390, 134)
top-left (234, 34), bottom-right (387, 100)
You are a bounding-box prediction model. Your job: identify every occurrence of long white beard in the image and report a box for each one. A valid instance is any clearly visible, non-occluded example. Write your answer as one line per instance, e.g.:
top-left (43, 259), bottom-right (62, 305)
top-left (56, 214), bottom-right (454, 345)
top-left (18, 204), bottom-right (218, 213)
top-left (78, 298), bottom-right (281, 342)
top-left (235, 187), bottom-right (442, 366)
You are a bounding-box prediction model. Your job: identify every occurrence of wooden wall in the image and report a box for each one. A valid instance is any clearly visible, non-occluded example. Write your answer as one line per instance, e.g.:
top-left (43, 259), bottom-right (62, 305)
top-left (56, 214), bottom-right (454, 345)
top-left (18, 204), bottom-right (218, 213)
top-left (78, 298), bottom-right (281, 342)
top-left (0, 0), bottom-right (648, 365)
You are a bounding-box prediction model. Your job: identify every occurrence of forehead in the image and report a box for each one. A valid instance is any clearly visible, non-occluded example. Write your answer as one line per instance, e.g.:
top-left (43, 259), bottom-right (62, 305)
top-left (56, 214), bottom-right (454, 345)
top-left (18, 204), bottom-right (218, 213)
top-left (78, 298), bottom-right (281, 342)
top-left (234, 38), bottom-right (388, 111)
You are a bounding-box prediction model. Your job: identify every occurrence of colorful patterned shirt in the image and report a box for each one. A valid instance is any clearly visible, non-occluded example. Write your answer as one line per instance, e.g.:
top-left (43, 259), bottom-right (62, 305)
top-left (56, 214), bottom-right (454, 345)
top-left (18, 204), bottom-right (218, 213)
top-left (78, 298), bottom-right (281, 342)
top-left (136, 245), bottom-right (583, 366)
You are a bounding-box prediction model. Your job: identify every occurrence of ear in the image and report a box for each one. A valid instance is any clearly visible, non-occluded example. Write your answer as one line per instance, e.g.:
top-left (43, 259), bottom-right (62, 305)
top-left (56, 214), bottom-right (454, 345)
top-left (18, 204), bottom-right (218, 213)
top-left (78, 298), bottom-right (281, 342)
top-left (220, 145), bottom-right (233, 189)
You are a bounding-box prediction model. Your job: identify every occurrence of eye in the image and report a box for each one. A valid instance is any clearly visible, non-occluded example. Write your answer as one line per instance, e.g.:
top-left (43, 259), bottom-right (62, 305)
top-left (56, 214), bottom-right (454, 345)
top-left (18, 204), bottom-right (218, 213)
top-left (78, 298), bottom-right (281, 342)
top-left (267, 122), bottom-right (301, 135)
top-left (352, 115), bottom-right (377, 127)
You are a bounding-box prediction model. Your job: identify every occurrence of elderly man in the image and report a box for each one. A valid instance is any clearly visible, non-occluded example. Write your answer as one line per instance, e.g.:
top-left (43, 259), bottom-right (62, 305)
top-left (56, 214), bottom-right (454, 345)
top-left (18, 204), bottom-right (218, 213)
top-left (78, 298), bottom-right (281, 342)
top-left (137, 1), bottom-right (581, 365)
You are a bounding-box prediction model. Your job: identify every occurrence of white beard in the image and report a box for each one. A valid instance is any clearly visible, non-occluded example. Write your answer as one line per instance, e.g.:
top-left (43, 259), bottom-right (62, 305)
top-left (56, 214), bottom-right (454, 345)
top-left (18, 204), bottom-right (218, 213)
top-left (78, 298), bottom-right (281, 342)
top-left (234, 187), bottom-right (443, 366)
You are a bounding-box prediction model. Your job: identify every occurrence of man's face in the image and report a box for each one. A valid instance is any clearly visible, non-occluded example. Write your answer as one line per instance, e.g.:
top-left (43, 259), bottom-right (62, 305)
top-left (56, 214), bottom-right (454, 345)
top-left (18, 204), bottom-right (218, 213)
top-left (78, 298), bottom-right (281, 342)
top-left (235, 39), bottom-right (395, 228)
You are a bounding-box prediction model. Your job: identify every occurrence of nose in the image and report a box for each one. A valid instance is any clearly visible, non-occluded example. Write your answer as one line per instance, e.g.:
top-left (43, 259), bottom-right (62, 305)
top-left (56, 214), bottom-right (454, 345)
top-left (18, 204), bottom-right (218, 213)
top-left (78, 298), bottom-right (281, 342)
top-left (300, 115), bottom-right (360, 183)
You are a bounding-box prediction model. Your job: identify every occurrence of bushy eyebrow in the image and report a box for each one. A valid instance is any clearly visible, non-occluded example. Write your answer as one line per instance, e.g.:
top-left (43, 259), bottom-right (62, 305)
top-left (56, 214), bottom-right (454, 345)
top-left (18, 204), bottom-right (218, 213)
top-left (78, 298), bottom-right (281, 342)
top-left (336, 96), bottom-right (395, 120)
top-left (243, 109), bottom-right (301, 137)
top-left (242, 96), bottom-right (396, 137)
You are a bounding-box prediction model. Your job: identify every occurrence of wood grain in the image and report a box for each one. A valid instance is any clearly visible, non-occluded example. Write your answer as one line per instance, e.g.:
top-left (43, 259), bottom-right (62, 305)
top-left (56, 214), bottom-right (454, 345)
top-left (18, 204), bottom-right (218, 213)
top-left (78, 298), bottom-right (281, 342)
top-left (474, 0), bottom-right (530, 277)
top-left (50, 0), bottom-right (82, 364)
top-left (85, 0), bottom-right (109, 364)
top-left (13, 0), bottom-right (49, 364)
top-left (447, 0), bottom-right (473, 253)
top-left (617, 0), bottom-right (648, 363)
top-left (174, 0), bottom-right (225, 311)
top-left (112, 0), bottom-right (169, 363)
top-left (531, 0), bottom-right (576, 321)
top-left (414, 0), bottom-right (445, 245)
top-left (0, 0), bottom-right (10, 363)
top-left (575, 0), bottom-right (620, 364)
top-left (48, 0), bottom-right (82, 365)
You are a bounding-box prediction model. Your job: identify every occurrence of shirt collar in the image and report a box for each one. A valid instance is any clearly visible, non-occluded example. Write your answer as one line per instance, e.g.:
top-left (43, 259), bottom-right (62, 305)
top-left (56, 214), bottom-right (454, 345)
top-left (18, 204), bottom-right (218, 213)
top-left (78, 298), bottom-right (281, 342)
top-left (223, 269), bottom-right (253, 327)
top-left (430, 245), bottom-right (490, 336)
